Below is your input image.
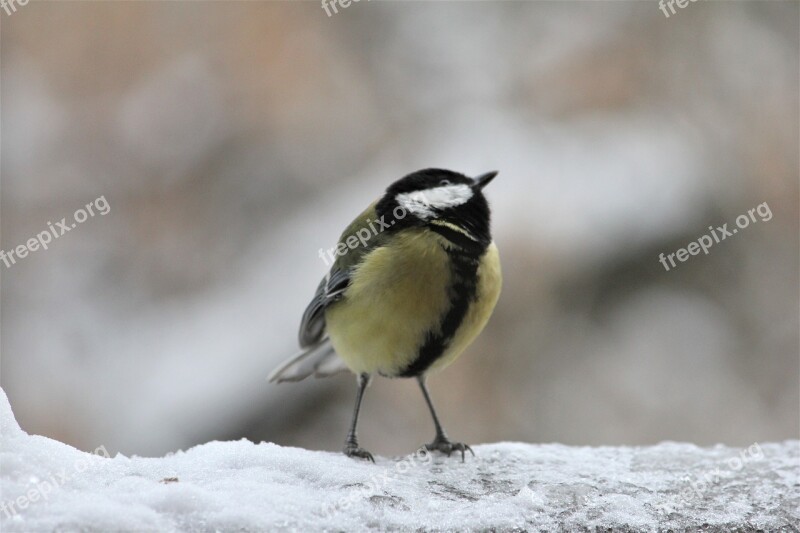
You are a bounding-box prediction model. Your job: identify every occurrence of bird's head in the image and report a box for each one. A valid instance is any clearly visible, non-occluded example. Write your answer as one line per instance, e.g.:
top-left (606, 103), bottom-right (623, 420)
top-left (376, 168), bottom-right (497, 247)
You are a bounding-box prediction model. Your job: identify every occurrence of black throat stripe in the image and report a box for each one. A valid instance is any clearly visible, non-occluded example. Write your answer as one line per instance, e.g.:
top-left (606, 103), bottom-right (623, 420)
top-left (428, 223), bottom-right (485, 255)
top-left (398, 247), bottom-right (480, 377)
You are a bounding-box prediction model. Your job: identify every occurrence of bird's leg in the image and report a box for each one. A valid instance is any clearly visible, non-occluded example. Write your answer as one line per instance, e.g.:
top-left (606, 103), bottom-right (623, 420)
top-left (417, 376), bottom-right (474, 461)
top-left (343, 373), bottom-right (374, 462)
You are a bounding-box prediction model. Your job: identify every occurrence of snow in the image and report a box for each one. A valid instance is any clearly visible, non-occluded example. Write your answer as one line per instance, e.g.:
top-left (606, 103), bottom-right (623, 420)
top-left (1, 388), bottom-right (797, 532)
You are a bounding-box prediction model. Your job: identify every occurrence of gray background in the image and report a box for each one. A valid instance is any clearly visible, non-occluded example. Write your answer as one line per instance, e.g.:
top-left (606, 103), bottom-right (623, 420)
top-left (1, 0), bottom-right (797, 457)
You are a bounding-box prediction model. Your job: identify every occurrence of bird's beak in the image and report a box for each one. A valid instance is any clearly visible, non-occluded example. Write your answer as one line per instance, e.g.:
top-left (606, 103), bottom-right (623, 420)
top-left (472, 171), bottom-right (498, 191)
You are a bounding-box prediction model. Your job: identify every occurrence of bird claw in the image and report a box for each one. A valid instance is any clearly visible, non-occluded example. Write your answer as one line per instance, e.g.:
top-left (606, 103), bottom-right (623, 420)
top-left (344, 445), bottom-right (375, 463)
top-left (424, 438), bottom-right (475, 462)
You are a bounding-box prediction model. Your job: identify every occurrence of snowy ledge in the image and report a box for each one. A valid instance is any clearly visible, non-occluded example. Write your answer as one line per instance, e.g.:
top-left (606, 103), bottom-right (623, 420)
top-left (1, 390), bottom-right (797, 532)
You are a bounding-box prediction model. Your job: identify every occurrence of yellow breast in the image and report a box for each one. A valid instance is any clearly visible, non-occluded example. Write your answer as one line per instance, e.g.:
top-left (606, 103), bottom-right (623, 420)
top-left (325, 230), bottom-right (502, 377)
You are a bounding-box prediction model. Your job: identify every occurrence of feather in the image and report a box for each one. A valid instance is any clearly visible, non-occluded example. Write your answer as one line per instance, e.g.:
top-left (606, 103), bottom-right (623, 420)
top-left (268, 338), bottom-right (350, 383)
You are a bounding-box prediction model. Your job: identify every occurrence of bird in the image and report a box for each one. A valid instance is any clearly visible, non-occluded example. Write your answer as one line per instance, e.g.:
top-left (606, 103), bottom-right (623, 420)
top-left (268, 168), bottom-right (502, 462)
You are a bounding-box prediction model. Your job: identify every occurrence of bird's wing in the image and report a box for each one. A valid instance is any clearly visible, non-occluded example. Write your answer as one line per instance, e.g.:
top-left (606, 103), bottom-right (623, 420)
top-left (297, 268), bottom-right (351, 347)
top-left (271, 265), bottom-right (354, 381)
top-left (274, 201), bottom-right (390, 382)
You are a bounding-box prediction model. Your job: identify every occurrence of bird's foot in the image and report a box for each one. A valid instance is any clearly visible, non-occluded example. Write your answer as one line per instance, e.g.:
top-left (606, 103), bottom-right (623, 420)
top-left (424, 436), bottom-right (475, 462)
top-left (343, 443), bottom-right (375, 463)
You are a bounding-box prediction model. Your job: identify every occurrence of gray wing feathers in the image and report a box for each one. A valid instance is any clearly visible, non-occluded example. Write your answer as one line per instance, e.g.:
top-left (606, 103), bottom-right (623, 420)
top-left (298, 269), bottom-right (350, 347)
top-left (268, 338), bottom-right (349, 383)
top-left (274, 269), bottom-right (353, 383)
top-left (298, 277), bottom-right (328, 348)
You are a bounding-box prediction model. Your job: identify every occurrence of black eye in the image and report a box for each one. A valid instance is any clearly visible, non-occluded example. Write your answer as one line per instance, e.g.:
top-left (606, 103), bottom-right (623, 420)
top-left (439, 179), bottom-right (451, 186)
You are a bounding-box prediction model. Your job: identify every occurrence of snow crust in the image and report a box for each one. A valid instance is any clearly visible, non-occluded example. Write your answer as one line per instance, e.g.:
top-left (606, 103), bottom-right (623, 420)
top-left (1, 388), bottom-right (797, 532)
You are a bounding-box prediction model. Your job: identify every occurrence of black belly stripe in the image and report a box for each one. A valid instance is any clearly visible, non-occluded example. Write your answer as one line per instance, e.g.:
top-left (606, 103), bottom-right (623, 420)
top-left (398, 247), bottom-right (481, 377)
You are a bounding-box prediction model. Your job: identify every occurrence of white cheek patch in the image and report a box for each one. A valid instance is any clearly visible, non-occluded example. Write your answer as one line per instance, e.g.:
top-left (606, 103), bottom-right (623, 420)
top-left (395, 184), bottom-right (473, 219)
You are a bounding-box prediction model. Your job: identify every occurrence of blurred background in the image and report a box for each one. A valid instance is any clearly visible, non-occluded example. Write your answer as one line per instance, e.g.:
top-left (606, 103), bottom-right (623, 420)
top-left (1, 1), bottom-right (797, 458)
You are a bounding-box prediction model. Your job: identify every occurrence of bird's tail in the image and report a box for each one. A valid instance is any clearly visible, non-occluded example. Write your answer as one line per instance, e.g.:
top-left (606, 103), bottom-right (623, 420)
top-left (268, 338), bottom-right (350, 383)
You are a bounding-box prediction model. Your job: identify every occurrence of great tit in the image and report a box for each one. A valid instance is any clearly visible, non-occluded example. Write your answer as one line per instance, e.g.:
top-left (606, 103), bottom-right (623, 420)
top-left (269, 168), bottom-right (502, 462)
